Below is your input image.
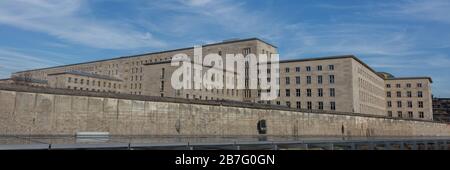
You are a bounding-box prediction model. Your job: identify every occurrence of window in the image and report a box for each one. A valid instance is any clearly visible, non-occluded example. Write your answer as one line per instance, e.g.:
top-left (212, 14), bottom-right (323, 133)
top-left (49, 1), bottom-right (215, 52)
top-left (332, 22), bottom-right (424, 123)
top-left (80, 79), bottom-right (84, 85)
top-left (419, 112), bottom-right (424, 118)
top-left (397, 91), bottom-right (401, 98)
top-left (417, 83), bottom-right (422, 88)
top-left (386, 84), bottom-right (391, 88)
top-left (407, 83), bottom-right (411, 88)
top-left (330, 88), bottom-right (335, 97)
top-left (418, 101), bottom-right (424, 108)
top-left (407, 91), bottom-right (412, 98)
top-left (408, 101), bottom-right (413, 108)
top-left (285, 77), bottom-right (290, 85)
top-left (74, 78), bottom-right (78, 84)
top-left (318, 102), bottom-right (324, 110)
top-left (388, 111), bottom-right (393, 117)
top-left (398, 111), bottom-right (403, 118)
top-left (296, 102), bottom-right (301, 109)
top-left (330, 102), bottom-right (336, 110)
top-left (387, 92), bottom-right (391, 98)
top-left (286, 101), bottom-right (291, 108)
top-left (296, 89), bottom-right (301, 97)
top-left (296, 76), bottom-right (301, 84)
top-left (68, 77), bottom-right (72, 83)
top-left (317, 65), bottom-right (322, 71)
top-left (307, 101), bottom-right (312, 110)
top-left (408, 112), bottom-right (413, 118)
top-left (418, 91), bottom-right (423, 98)
top-left (397, 101), bottom-right (402, 108)
top-left (276, 101), bottom-right (281, 105)
top-left (285, 89), bottom-right (291, 97)
top-left (161, 68), bottom-right (165, 79)
top-left (329, 65), bottom-right (334, 70)
top-left (329, 75), bottom-right (335, 84)
top-left (387, 101), bottom-right (392, 108)
top-left (318, 75), bottom-right (323, 84)
top-left (318, 88), bottom-right (323, 97)
top-left (306, 66), bottom-right (311, 72)
top-left (307, 76), bottom-right (312, 84)
top-left (396, 84), bottom-right (401, 88)
top-left (307, 89), bottom-right (312, 97)
top-left (295, 67), bottom-right (300, 72)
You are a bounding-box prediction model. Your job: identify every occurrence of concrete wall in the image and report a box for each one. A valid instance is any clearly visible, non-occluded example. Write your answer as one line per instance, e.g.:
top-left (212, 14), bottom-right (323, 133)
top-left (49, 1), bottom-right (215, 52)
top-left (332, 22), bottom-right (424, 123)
top-left (1, 88), bottom-right (450, 137)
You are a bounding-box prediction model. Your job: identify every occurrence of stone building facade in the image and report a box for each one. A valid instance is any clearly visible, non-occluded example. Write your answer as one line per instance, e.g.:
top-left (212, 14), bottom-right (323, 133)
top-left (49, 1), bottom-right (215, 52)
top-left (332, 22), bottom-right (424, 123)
top-left (8, 38), bottom-right (433, 120)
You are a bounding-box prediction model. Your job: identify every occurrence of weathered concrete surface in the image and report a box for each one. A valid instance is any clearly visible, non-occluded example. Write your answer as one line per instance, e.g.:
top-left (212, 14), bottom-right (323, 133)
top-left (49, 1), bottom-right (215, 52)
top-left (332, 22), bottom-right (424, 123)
top-left (1, 89), bottom-right (450, 137)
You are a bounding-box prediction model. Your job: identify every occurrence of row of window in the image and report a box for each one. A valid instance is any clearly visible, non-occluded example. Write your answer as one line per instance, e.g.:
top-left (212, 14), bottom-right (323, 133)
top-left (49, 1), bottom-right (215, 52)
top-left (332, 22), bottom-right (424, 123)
top-left (258, 88), bottom-right (336, 98)
top-left (387, 111), bottom-right (425, 119)
top-left (67, 77), bottom-right (121, 89)
top-left (386, 83), bottom-right (423, 88)
top-left (283, 75), bottom-right (335, 85)
top-left (67, 86), bottom-right (120, 93)
top-left (387, 91), bottom-right (423, 98)
top-left (285, 65), bottom-right (335, 73)
top-left (258, 101), bottom-right (337, 111)
top-left (387, 101), bottom-right (424, 108)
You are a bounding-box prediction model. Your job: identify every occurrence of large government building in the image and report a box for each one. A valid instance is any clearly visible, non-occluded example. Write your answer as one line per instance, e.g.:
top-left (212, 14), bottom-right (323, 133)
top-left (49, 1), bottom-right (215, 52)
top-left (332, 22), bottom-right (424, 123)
top-left (1, 38), bottom-right (433, 120)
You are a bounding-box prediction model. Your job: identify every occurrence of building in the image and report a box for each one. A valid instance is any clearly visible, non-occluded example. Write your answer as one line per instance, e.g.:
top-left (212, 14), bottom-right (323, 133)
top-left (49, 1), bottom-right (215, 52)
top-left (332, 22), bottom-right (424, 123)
top-left (7, 38), bottom-right (433, 120)
top-left (433, 98), bottom-right (450, 122)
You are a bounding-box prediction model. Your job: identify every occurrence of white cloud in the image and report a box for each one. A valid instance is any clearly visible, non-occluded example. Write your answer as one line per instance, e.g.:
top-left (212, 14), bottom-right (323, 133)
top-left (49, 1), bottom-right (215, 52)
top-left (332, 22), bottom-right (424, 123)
top-left (0, 48), bottom-right (63, 78)
top-left (0, 0), bottom-right (166, 49)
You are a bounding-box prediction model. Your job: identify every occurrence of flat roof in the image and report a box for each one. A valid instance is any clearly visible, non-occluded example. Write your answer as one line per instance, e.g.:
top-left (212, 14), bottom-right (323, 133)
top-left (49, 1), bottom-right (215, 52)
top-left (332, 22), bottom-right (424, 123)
top-left (14, 38), bottom-right (276, 74)
top-left (386, 77), bottom-right (433, 83)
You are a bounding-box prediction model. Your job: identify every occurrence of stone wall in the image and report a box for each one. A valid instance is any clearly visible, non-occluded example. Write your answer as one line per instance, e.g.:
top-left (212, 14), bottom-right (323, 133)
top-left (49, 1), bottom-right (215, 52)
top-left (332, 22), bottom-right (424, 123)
top-left (1, 85), bottom-right (450, 137)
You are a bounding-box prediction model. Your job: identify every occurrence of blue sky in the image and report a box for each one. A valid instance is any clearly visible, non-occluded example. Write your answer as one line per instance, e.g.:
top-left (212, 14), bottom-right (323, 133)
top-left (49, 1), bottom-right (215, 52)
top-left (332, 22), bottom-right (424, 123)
top-left (0, 0), bottom-right (449, 96)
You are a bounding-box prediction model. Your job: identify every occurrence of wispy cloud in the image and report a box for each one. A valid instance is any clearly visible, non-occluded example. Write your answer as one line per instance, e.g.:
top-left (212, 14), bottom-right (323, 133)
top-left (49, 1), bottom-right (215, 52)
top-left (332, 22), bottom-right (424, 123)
top-left (0, 48), bottom-right (63, 78)
top-left (0, 0), bottom-right (166, 49)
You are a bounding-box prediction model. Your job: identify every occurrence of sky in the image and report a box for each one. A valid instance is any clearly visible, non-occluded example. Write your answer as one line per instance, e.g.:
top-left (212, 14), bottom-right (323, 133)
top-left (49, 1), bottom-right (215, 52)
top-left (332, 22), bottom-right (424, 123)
top-left (0, 0), bottom-right (449, 96)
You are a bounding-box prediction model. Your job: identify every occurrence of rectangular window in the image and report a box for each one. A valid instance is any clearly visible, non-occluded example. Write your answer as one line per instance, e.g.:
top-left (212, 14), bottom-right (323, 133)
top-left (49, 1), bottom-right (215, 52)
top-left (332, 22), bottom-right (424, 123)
top-left (330, 102), bottom-right (336, 110)
top-left (329, 65), bottom-right (334, 70)
top-left (307, 76), bottom-right (312, 84)
top-left (397, 91), bottom-right (401, 97)
top-left (387, 101), bottom-right (392, 108)
top-left (418, 101), bottom-right (424, 108)
top-left (407, 83), bottom-right (411, 88)
top-left (330, 88), bottom-right (335, 97)
top-left (398, 111), bottom-right (403, 118)
top-left (295, 67), bottom-right (300, 72)
top-left (285, 77), bottom-right (290, 85)
top-left (418, 91), bottom-right (423, 98)
top-left (306, 66), bottom-right (311, 72)
top-left (318, 75), bottom-right (323, 84)
top-left (407, 91), bottom-right (412, 98)
top-left (387, 92), bottom-right (391, 98)
top-left (419, 112), bottom-right (424, 118)
top-left (388, 111), bottom-right (393, 117)
top-left (68, 77), bottom-right (72, 83)
top-left (317, 65), bottom-right (322, 71)
top-left (296, 102), bottom-right (301, 109)
top-left (408, 112), bottom-right (413, 118)
top-left (417, 83), bottom-right (422, 88)
top-left (285, 67), bottom-right (290, 73)
top-left (408, 101), bottom-right (413, 108)
top-left (296, 76), bottom-right (301, 84)
top-left (286, 89), bottom-right (291, 97)
top-left (329, 75), bottom-right (335, 84)
top-left (276, 101), bottom-right (281, 105)
top-left (307, 101), bottom-right (312, 110)
top-left (307, 89), bottom-right (312, 97)
top-left (397, 101), bottom-right (402, 108)
top-left (318, 88), bottom-right (323, 97)
top-left (396, 84), bottom-right (401, 88)
top-left (296, 89), bottom-right (301, 97)
top-left (318, 102), bottom-right (324, 110)
top-left (386, 84), bottom-right (391, 88)
top-left (74, 78), bottom-right (78, 84)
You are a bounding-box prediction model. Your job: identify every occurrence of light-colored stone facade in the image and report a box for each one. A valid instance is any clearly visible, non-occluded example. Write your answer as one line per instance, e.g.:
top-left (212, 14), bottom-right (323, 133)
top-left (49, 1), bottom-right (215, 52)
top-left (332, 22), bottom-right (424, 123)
top-left (7, 38), bottom-right (433, 120)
